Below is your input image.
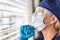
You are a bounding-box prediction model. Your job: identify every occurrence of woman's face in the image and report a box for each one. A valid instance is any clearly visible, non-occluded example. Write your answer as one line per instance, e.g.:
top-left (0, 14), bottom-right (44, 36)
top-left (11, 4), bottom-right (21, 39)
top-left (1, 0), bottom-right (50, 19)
top-left (32, 7), bottom-right (58, 31)
top-left (36, 7), bottom-right (57, 25)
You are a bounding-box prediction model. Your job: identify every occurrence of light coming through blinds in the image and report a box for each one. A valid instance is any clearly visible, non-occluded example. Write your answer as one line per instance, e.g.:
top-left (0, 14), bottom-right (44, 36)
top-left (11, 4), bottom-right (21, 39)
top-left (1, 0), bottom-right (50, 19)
top-left (0, 0), bottom-right (30, 40)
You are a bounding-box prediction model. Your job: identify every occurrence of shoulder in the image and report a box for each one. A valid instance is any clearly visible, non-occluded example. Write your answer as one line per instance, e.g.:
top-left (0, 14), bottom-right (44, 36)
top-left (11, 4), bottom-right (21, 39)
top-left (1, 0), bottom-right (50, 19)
top-left (54, 35), bottom-right (60, 40)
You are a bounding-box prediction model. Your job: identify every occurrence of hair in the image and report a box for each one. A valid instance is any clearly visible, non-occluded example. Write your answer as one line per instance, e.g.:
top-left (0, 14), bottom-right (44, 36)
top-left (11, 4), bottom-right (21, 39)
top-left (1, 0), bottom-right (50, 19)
top-left (55, 21), bottom-right (60, 35)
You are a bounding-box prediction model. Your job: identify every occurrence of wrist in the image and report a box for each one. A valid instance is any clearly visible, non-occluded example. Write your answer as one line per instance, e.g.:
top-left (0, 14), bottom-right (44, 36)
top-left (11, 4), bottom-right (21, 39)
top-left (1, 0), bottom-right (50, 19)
top-left (20, 37), bottom-right (28, 40)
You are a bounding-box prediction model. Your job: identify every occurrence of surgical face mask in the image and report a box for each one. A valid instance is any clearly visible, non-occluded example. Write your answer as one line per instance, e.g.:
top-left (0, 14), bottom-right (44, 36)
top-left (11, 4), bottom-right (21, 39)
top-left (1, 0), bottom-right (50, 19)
top-left (32, 11), bottom-right (46, 31)
top-left (32, 9), bottom-right (54, 31)
top-left (32, 6), bottom-right (56, 31)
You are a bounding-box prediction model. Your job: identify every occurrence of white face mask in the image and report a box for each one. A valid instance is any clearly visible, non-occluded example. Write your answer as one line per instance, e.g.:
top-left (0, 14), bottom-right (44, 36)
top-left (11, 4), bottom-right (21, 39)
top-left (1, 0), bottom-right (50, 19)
top-left (32, 11), bottom-right (46, 31)
top-left (32, 7), bottom-right (55, 31)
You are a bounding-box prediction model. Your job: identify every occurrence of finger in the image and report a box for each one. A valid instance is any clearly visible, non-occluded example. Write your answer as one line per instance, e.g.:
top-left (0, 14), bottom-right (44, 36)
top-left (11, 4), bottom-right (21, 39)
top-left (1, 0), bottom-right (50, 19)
top-left (20, 26), bottom-right (24, 33)
top-left (24, 27), bottom-right (27, 34)
top-left (31, 30), bottom-right (34, 36)
top-left (28, 30), bottom-right (31, 35)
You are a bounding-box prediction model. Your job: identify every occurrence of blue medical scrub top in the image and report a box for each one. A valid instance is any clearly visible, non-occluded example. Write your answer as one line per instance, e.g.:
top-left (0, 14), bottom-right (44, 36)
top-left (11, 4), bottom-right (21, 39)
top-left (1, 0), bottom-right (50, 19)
top-left (35, 32), bottom-right (60, 40)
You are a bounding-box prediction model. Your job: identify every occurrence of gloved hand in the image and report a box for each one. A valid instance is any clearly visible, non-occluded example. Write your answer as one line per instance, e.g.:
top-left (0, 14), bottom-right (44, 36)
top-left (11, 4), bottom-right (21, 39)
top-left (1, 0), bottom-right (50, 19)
top-left (19, 25), bottom-right (35, 40)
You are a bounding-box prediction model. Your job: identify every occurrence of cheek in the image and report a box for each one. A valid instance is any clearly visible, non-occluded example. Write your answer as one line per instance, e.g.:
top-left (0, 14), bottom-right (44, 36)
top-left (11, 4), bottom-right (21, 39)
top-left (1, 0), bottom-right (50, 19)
top-left (43, 16), bottom-right (52, 24)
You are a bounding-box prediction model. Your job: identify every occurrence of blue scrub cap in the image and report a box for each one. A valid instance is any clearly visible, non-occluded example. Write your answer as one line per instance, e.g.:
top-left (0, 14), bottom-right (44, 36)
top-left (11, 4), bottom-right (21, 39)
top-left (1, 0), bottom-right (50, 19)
top-left (39, 0), bottom-right (60, 21)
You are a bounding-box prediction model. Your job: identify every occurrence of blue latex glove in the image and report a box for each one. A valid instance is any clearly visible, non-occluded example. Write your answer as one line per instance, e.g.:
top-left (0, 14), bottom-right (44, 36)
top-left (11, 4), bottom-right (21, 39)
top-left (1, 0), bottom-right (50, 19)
top-left (19, 25), bottom-right (35, 40)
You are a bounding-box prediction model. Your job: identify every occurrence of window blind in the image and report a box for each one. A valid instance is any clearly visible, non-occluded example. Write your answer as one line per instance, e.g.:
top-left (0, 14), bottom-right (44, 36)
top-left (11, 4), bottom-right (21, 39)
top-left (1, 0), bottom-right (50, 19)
top-left (0, 0), bottom-right (29, 40)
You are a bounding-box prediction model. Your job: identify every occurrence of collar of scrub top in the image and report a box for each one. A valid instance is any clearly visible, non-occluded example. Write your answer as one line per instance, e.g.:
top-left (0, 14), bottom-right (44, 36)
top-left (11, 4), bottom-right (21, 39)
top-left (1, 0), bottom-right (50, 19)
top-left (39, 0), bottom-right (60, 21)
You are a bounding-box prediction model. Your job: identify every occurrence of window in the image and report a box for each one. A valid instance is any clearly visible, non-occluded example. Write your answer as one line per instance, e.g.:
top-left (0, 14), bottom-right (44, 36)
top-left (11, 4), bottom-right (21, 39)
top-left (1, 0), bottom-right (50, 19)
top-left (0, 0), bottom-right (31, 40)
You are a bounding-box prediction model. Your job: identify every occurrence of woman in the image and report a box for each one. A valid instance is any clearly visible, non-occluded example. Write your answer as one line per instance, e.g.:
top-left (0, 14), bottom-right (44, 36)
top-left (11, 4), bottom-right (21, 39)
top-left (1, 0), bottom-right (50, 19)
top-left (19, 0), bottom-right (60, 40)
top-left (34, 7), bottom-right (60, 40)
top-left (33, 0), bottom-right (60, 40)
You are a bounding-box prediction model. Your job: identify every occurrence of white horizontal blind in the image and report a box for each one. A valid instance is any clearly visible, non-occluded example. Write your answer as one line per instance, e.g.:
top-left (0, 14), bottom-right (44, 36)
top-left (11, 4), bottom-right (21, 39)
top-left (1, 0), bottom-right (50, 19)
top-left (0, 0), bottom-right (30, 40)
